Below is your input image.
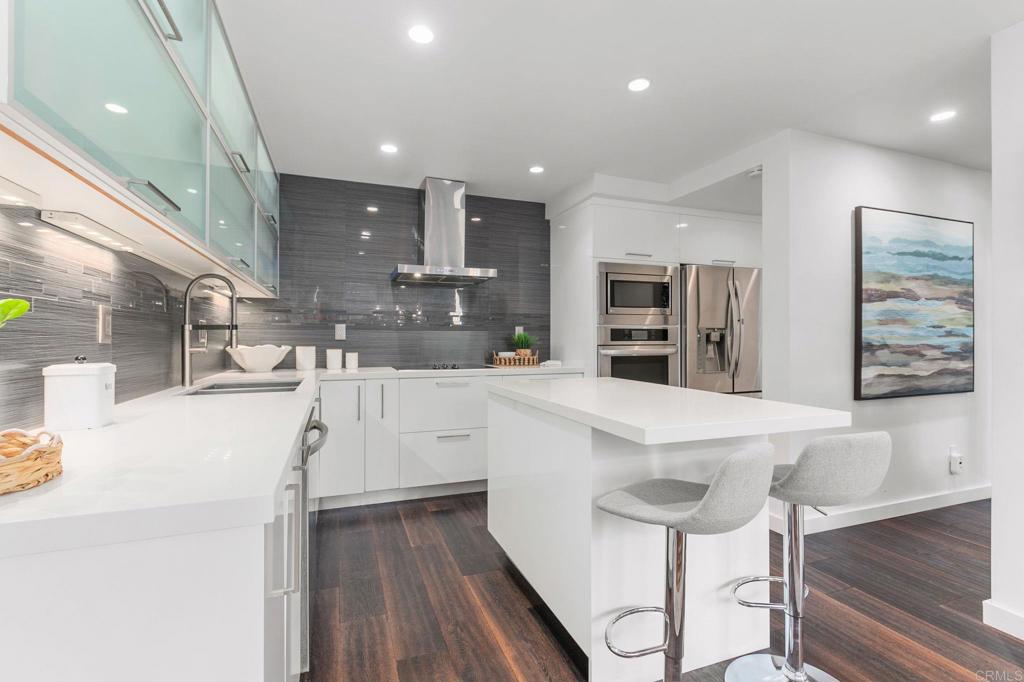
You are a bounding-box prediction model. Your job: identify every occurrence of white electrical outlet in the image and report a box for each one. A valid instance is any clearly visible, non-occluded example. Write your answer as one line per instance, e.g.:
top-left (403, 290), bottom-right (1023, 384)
top-left (949, 445), bottom-right (964, 475)
top-left (335, 324), bottom-right (346, 341)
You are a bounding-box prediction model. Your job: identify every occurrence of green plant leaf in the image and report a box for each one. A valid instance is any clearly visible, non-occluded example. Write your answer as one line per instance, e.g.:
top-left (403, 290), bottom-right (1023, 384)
top-left (0, 298), bottom-right (30, 329)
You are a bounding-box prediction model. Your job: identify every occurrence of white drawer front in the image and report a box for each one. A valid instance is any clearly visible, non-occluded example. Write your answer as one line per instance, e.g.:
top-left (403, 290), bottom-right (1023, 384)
top-left (399, 376), bottom-right (498, 432)
top-left (400, 428), bottom-right (487, 488)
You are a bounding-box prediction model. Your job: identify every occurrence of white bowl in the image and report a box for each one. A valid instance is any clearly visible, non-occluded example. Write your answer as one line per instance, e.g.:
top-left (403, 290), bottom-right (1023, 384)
top-left (227, 345), bottom-right (292, 372)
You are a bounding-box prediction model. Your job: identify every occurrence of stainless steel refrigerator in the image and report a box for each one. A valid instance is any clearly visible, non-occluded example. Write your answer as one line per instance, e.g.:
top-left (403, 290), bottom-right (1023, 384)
top-left (682, 264), bottom-right (761, 394)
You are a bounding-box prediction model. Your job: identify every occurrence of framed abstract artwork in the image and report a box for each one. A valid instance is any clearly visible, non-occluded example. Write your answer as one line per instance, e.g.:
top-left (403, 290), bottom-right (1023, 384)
top-left (854, 206), bottom-right (974, 400)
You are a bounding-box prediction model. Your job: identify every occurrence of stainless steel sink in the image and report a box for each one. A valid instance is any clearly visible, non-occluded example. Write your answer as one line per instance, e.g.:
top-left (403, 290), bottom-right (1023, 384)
top-left (187, 380), bottom-right (302, 396)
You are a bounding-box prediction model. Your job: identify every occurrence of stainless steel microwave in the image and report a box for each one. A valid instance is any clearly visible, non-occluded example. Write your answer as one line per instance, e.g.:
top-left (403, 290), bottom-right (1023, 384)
top-left (598, 262), bottom-right (680, 326)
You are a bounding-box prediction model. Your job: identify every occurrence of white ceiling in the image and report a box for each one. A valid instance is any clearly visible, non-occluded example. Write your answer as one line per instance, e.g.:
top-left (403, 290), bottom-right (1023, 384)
top-left (217, 0), bottom-right (1022, 204)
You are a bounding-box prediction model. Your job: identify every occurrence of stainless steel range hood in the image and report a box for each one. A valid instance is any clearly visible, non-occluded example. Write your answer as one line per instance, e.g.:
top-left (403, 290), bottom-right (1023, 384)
top-left (390, 177), bottom-right (497, 285)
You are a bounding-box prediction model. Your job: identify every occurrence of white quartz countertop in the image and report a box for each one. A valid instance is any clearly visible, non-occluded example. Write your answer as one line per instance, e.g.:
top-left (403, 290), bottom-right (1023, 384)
top-left (0, 365), bottom-right (582, 558)
top-left (487, 377), bottom-right (851, 445)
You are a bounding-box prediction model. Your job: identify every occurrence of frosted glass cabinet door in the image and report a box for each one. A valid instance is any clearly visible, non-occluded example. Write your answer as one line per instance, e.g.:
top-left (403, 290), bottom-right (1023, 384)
top-left (141, 0), bottom-right (210, 98)
top-left (256, 133), bottom-right (280, 225)
top-left (256, 213), bottom-right (279, 292)
top-left (12, 0), bottom-right (207, 241)
top-left (210, 140), bottom-right (256, 275)
top-left (210, 14), bottom-right (257, 185)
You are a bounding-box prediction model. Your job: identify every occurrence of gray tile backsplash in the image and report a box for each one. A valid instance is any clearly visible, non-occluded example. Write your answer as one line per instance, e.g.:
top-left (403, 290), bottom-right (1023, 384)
top-left (239, 175), bottom-right (551, 369)
top-left (0, 174), bottom-right (550, 427)
top-left (0, 206), bottom-right (230, 429)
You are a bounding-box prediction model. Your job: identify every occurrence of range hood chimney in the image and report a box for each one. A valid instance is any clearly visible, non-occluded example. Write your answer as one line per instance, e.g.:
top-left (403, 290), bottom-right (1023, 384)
top-left (390, 177), bottom-right (497, 286)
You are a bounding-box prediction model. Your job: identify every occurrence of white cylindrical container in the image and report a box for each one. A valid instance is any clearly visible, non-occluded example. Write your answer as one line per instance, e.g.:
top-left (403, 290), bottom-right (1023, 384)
top-left (295, 346), bottom-right (316, 371)
top-left (42, 360), bottom-right (116, 430)
top-left (345, 352), bottom-right (359, 370)
top-left (326, 349), bottom-right (343, 370)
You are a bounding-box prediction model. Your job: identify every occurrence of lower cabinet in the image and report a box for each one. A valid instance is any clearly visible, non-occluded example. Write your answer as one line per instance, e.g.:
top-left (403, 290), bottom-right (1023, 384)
top-left (365, 379), bottom-right (400, 491)
top-left (399, 428), bottom-right (488, 488)
top-left (318, 380), bottom-right (365, 497)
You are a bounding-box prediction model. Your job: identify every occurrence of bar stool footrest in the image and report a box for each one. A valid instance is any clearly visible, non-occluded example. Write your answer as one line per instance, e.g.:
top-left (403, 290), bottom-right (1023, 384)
top-left (604, 606), bottom-right (669, 659)
top-left (731, 575), bottom-right (809, 610)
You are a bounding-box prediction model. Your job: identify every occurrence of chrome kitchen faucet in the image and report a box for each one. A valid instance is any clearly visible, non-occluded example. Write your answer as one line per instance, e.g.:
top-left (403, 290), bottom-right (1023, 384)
top-left (181, 274), bottom-right (239, 388)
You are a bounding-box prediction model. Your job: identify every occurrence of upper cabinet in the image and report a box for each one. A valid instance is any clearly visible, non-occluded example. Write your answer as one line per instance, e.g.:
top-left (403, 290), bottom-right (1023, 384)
top-left (6, 0), bottom-right (281, 296)
top-left (12, 0), bottom-right (208, 241)
top-left (592, 205), bottom-right (681, 263)
top-left (141, 0), bottom-right (210, 99)
top-left (210, 14), bottom-right (257, 186)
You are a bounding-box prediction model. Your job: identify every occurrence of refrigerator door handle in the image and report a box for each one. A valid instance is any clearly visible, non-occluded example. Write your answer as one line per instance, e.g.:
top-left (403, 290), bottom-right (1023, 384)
top-left (727, 277), bottom-right (742, 379)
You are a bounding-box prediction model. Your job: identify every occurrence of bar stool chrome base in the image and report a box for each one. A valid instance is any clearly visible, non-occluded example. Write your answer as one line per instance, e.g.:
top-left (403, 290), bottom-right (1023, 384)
top-left (724, 653), bottom-right (839, 682)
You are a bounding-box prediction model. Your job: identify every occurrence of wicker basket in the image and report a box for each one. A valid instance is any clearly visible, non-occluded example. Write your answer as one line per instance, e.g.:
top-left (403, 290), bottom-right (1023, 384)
top-left (491, 352), bottom-right (539, 367)
top-left (0, 429), bottom-right (63, 495)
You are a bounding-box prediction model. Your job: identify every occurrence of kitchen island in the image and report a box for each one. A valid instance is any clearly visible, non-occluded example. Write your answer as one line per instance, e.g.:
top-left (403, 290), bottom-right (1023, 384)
top-left (486, 377), bottom-right (851, 681)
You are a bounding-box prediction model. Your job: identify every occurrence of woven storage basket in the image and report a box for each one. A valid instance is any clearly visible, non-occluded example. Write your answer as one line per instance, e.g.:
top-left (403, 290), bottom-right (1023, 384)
top-left (0, 429), bottom-right (63, 495)
top-left (491, 352), bottom-right (539, 367)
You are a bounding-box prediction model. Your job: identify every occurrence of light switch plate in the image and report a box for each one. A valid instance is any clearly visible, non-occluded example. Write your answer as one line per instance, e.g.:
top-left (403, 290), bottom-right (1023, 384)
top-left (335, 324), bottom-right (346, 341)
top-left (96, 305), bottom-right (111, 344)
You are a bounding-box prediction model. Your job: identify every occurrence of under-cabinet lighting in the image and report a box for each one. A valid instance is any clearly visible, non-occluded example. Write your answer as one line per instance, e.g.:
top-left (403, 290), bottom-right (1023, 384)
top-left (40, 210), bottom-right (143, 255)
top-left (0, 175), bottom-right (42, 208)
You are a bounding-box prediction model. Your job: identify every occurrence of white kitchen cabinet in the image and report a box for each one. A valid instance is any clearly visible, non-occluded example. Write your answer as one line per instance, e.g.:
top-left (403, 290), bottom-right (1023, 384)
top-left (593, 205), bottom-right (681, 262)
top-left (399, 376), bottom-right (500, 432)
top-left (318, 381), bottom-right (365, 497)
top-left (365, 379), bottom-right (400, 491)
top-left (400, 428), bottom-right (488, 488)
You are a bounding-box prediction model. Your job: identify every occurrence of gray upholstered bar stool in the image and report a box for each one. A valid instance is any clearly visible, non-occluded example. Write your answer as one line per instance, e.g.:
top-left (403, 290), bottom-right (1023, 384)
top-left (596, 443), bottom-right (775, 682)
top-left (726, 432), bottom-right (892, 682)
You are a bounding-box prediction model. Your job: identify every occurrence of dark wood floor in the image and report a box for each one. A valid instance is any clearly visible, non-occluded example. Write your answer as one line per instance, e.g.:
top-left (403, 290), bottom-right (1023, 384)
top-left (313, 495), bottom-right (1023, 682)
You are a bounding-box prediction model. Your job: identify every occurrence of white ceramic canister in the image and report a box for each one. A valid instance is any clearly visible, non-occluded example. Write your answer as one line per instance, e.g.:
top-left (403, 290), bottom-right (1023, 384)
top-left (345, 352), bottom-right (359, 370)
top-left (295, 346), bottom-right (316, 371)
top-left (42, 358), bottom-right (116, 430)
top-left (326, 349), bottom-right (343, 370)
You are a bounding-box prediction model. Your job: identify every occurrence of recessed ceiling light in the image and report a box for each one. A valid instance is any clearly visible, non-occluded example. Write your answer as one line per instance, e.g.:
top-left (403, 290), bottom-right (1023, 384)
top-left (627, 78), bottom-right (651, 92)
top-left (17, 222), bottom-right (33, 227)
top-left (366, 206), bottom-right (379, 213)
top-left (186, 188), bottom-right (198, 194)
top-left (470, 217), bottom-right (481, 222)
top-left (930, 110), bottom-right (957, 123)
top-left (676, 223), bottom-right (688, 228)
top-left (104, 102), bottom-right (128, 114)
top-left (408, 25), bottom-right (434, 44)
top-left (380, 143), bottom-right (398, 154)
top-left (529, 166), bottom-right (544, 174)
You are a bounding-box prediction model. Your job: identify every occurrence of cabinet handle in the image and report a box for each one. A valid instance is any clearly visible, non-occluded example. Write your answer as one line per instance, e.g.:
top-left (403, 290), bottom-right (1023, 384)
top-left (269, 482), bottom-right (301, 597)
top-left (266, 213), bottom-right (279, 226)
top-left (230, 257), bottom-right (252, 270)
top-left (380, 384), bottom-right (385, 419)
top-left (625, 252), bottom-right (653, 258)
top-left (125, 178), bottom-right (181, 212)
top-left (437, 433), bottom-right (471, 441)
top-left (356, 384), bottom-right (361, 421)
top-left (435, 381), bottom-right (471, 388)
top-left (231, 151), bottom-right (252, 174)
top-left (152, 0), bottom-right (183, 41)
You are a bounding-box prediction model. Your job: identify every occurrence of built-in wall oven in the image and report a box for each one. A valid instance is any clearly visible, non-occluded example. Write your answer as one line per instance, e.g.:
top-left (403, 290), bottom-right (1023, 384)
top-left (598, 262), bottom-right (680, 326)
top-left (597, 262), bottom-right (681, 386)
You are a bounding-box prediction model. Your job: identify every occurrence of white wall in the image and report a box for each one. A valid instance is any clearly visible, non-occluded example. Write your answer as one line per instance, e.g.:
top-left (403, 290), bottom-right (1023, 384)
top-left (771, 130), bottom-right (992, 531)
top-left (985, 20), bottom-right (1024, 640)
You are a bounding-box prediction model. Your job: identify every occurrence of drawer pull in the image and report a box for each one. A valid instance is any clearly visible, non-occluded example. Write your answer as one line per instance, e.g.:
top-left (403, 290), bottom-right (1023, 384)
top-left (436, 433), bottom-right (471, 441)
top-left (435, 381), bottom-right (471, 388)
top-left (625, 252), bottom-right (653, 258)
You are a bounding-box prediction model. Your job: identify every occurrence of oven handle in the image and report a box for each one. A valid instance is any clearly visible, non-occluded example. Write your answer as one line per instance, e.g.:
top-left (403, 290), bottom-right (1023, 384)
top-left (599, 347), bottom-right (678, 357)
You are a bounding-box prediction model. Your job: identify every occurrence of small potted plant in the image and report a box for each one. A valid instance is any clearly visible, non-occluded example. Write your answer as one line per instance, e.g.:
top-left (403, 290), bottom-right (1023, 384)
top-left (0, 298), bottom-right (29, 330)
top-left (512, 332), bottom-right (536, 358)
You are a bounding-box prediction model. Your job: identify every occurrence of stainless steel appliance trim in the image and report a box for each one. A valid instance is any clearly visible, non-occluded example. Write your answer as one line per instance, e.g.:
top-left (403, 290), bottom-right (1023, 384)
top-left (599, 347), bottom-right (678, 357)
top-left (606, 272), bottom-right (674, 316)
top-left (598, 325), bottom-right (679, 346)
top-left (597, 343), bottom-right (682, 386)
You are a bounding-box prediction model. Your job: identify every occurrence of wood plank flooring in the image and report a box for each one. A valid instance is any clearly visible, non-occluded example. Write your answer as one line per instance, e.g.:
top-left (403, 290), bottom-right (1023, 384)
top-left (312, 495), bottom-right (1022, 682)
